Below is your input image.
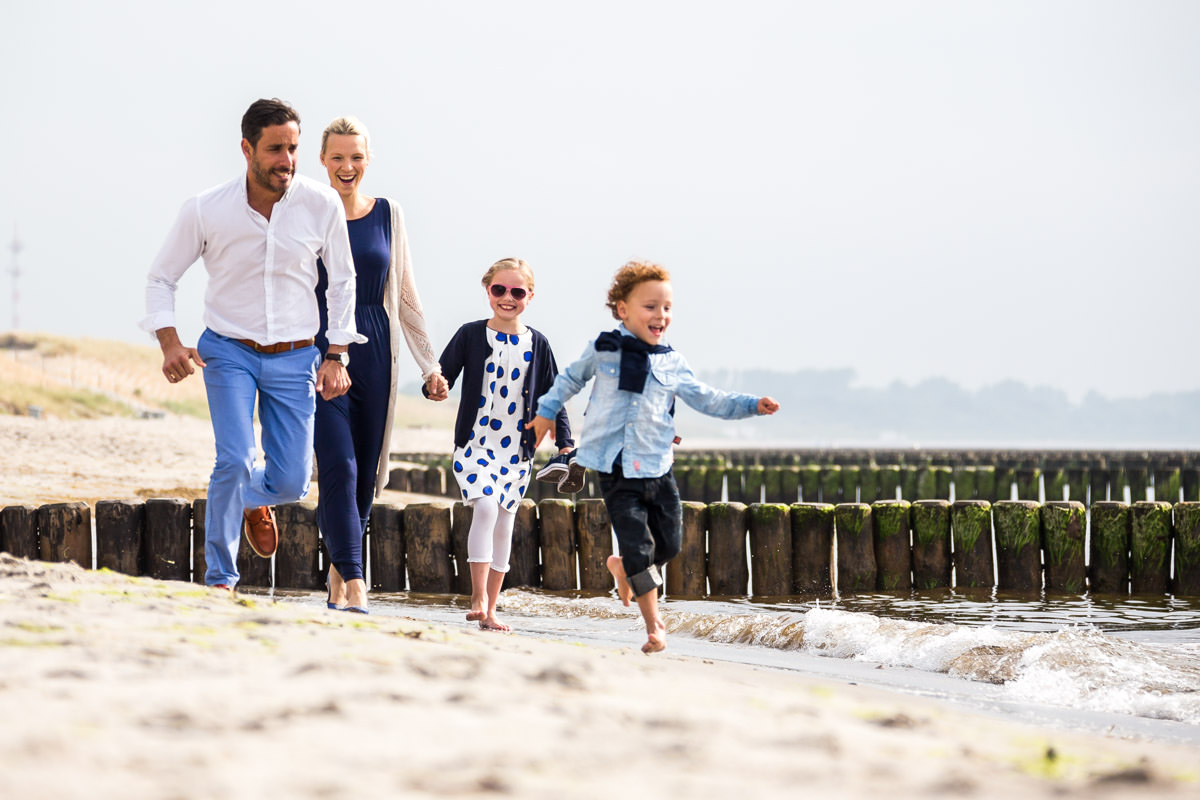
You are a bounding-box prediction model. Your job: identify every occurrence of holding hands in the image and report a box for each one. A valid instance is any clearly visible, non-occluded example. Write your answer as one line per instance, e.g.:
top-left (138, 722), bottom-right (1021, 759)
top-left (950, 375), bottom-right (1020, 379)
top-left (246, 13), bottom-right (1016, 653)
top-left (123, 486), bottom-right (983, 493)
top-left (425, 372), bottom-right (449, 401)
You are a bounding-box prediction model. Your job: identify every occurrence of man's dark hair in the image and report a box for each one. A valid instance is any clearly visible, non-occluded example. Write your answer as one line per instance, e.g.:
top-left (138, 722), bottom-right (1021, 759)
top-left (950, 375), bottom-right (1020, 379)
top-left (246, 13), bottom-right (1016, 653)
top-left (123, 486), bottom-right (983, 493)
top-left (241, 98), bottom-right (301, 147)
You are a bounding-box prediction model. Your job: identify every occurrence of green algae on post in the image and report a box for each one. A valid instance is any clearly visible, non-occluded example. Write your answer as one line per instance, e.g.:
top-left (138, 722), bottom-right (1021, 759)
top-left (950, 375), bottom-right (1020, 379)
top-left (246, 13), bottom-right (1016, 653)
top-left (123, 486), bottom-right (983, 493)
top-left (994, 501), bottom-right (1041, 592)
top-left (912, 500), bottom-right (951, 589)
top-left (799, 465), bottom-right (821, 503)
top-left (1130, 501), bottom-right (1171, 594)
top-left (666, 502), bottom-right (707, 597)
top-left (1173, 502), bottom-right (1200, 596)
top-left (834, 503), bottom-right (875, 594)
top-left (820, 466), bottom-right (843, 505)
top-left (790, 503), bottom-right (834, 594)
top-left (1041, 501), bottom-right (1086, 593)
top-left (1089, 501), bottom-right (1130, 594)
top-left (749, 503), bottom-right (792, 597)
top-left (951, 500), bottom-right (993, 589)
top-left (707, 502), bottom-right (749, 595)
top-left (952, 466), bottom-right (976, 501)
top-left (871, 500), bottom-right (912, 590)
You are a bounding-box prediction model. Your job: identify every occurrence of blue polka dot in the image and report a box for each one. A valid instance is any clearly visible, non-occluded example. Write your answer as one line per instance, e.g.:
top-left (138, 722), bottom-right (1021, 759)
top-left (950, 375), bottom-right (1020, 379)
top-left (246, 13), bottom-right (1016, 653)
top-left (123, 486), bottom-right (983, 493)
top-left (490, 419), bottom-right (503, 431)
top-left (487, 450), bottom-right (496, 459)
top-left (504, 482), bottom-right (512, 491)
top-left (507, 499), bottom-right (516, 510)
top-left (487, 363), bottom-right (495, 373)
top-left (477, 458), bottom-right (489, 467)
top-left (453, 461), bottom-right (463, 472)
top-left (480, 436), bottom-right (487, 445)
top-left (500, 386), bottom-right (508, 398)
top-left (500, 466), bottom-right (509, 475)
top-left (497, 367), bottom-right (505, 379)
top-left (462, 489), bottom-right (468, 498)
top-left (510, 455), bottom-right (519, 464)
top-left (519, 485), bottom-right (526, 495)
top-left (464, 446), bottom-right (472, 457)
top-left (495, 332), bottom-right (506, 342)
top-left (523, 351), bottom-right (532, 362)
top-left (478, 395), bottom-right (486, 408)
top-left (467, 474), bottom-right (478, 484)
top-left (507, 403), bottom-right (517, 415)
top-left (483, 486), bottom-right (493, 495)
top-left (480, 416), bottom-right (490, 427)
top-left (516, 420), bottom-right (525, 431)
top-left (519, 469), bottom-right (526, 478)
top-left (500, 436), bottom-right (512, 448)
top-left (512, 368), bottom-right (521, 379)
top-left (468, 430), bottom-right (475, 441)
top-left (490, 381), bottom-right (496, 391)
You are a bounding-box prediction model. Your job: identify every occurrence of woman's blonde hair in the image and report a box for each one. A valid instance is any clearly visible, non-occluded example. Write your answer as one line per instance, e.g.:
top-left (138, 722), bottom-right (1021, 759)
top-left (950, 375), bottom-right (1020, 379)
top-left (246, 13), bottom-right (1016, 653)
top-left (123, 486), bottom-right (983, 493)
top-left (320, 115), bottom-right (371, 156)
top-left (481, 257), bottom-right (535, 291)
top-left (605, 259), bottom-right (670, 319)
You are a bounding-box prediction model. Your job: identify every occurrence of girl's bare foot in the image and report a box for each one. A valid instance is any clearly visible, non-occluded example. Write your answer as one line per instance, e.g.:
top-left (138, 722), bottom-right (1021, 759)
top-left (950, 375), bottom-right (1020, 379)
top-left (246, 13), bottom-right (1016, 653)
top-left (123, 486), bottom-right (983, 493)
top-left (479, 614), bottom-right (511, 632)
top-left (466, 609), bottom-right (486, 622)
top-left (642, 619), bottom-right (667, 654)
top-left (606, 555), bottom-right (633, 606)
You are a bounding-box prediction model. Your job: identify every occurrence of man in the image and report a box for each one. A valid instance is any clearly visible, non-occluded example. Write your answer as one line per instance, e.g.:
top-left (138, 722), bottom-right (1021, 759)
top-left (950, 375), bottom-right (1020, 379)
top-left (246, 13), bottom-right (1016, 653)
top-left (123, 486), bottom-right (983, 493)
top-left (142, 98), bottom-right (363, 589)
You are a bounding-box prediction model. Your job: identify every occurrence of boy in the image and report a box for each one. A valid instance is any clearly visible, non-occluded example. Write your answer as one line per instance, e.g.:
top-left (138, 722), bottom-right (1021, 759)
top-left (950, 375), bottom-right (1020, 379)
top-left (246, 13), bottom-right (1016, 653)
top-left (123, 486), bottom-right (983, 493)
top-left (532, 260), bottom-right (779, 653)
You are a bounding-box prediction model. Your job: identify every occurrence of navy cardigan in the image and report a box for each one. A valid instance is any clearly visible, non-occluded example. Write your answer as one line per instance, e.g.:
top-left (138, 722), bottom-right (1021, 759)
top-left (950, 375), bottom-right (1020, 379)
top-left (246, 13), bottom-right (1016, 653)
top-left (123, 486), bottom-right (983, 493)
top-left (428, 320), bottom-right (573, 461)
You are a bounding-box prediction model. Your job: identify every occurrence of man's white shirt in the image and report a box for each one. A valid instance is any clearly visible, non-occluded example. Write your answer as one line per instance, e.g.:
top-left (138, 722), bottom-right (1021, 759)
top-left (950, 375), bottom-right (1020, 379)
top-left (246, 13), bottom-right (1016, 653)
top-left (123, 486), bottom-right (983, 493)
top-left (142, 173), bottom-right (365, 346)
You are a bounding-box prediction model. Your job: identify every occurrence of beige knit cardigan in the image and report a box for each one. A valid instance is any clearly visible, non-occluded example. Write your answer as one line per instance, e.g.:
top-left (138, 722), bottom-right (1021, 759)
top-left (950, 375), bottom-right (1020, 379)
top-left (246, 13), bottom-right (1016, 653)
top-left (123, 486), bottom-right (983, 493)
top-left (375, 200), bottom-right (441, 496)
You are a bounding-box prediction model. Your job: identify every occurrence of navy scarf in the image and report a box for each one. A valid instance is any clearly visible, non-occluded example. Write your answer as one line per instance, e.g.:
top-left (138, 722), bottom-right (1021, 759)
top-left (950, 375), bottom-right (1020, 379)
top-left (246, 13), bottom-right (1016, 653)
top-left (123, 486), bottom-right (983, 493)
top-left (595, 329), bottom-right (672, 393)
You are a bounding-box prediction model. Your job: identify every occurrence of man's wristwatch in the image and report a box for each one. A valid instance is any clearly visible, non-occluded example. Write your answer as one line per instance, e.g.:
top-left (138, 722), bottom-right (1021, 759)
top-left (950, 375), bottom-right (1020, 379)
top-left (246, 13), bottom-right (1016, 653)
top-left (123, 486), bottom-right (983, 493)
top-left (324, 351), bottom-right (349, 367)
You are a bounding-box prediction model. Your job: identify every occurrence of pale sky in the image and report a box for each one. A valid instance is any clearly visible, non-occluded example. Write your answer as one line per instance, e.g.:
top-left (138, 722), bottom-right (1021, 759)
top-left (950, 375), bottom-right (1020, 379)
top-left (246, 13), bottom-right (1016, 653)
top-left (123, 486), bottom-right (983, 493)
top-left (3, 1), bottom-right (1198, 402)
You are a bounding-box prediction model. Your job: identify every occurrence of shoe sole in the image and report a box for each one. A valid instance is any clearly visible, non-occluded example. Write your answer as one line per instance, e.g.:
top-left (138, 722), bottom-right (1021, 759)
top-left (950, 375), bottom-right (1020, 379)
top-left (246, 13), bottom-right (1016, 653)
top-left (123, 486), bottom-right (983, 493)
top-left (558, 462), bottom-right (587, 494)
top-left (535, 465), bottom-right (568, 483)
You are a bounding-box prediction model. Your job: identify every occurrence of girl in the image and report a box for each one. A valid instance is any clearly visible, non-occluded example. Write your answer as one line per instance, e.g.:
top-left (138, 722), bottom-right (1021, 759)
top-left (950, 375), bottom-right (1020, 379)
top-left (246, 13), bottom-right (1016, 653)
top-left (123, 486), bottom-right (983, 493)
top-left (429, 258), bottom-right (573, 630)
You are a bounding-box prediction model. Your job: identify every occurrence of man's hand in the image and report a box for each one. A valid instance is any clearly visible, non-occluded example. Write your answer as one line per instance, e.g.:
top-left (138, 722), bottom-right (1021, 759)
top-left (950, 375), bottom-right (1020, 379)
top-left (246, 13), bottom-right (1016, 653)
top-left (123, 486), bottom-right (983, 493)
top-left (316, 360), bottom-right (351, 400)
top-left (530, 415), bottom-right (555, 448)
top-left (757, 396), bottom-right (780, 415)
top-left (425, 372), bottom-right (449, 401)
top-left (156, 327), bottom-right (205, 384)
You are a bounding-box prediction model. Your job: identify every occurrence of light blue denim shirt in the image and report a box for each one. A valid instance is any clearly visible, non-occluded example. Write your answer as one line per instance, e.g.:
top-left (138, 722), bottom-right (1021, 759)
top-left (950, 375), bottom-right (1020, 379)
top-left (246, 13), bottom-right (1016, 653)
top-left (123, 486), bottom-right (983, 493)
top-left (535, 325), bottom-right (761, 478)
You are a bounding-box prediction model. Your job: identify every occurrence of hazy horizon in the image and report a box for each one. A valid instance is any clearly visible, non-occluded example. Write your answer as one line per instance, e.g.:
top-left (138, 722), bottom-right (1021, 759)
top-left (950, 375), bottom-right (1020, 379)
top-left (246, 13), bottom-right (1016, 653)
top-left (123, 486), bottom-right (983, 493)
top-left (3, 1), bottom-right (1198, 406)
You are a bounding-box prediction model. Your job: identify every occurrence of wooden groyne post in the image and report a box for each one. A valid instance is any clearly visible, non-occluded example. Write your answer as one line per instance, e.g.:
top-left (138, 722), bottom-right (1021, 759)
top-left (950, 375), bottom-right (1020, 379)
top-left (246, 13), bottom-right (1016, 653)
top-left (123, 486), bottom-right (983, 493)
top-left (707, 502), bottom-right (748, 595)
top-left (1042, 501), bottom-right (1086, 593)
top-left (911, 500), bottom-right (951, 588)
top-left (951, 500), bottom-right (992, 589)
top-left (749, 503), bottom-right (791, 597)
top-left (1088, 501), bottom-right (1129, 593)
top-left (834, 503), bottom-right (875, 593)
top-left (993, 500), bottom-right (1041, 592)
top-left (872, 500), bottom-right (911, 591)
top-left (1130, 501), bottom-right (1171, 594)
top-left (790, 503), bottom-right (833, 594)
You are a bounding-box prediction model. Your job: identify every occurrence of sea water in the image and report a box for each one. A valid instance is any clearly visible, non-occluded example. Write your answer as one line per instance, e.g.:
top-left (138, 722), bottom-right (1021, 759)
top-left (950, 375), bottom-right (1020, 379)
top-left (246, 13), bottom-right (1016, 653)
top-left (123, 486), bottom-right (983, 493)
top-left (279, 586), bottom-right (1200, 743)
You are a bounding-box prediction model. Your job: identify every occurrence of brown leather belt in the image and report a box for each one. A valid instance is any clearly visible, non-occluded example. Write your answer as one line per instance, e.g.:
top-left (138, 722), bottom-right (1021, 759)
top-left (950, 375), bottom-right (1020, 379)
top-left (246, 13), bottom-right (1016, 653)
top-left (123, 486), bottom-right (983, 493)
top-left (235, 338), bottom-right (315, 354)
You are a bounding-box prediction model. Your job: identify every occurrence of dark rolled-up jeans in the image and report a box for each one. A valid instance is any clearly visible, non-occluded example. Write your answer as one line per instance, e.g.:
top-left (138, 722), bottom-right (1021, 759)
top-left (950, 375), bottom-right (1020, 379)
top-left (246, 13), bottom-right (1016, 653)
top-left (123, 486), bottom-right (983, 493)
top-left (598, 464), bottom-right (682, 598)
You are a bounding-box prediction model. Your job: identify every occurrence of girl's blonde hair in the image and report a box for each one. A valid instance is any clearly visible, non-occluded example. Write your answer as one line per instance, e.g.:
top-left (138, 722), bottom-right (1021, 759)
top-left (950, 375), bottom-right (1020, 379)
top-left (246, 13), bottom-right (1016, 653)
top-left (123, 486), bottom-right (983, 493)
top-left (605, 259), bottom-right (671, 319)
top-left (320, 115), bottom-right (371, 156)
top-left (481, 257), bottom-right (535, 291)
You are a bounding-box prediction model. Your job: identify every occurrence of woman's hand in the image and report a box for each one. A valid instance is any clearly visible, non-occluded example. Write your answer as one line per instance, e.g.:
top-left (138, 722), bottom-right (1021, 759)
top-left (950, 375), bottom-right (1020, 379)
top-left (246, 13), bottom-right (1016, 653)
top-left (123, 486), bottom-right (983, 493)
top-left (425, 373), bottom-right (449, 401)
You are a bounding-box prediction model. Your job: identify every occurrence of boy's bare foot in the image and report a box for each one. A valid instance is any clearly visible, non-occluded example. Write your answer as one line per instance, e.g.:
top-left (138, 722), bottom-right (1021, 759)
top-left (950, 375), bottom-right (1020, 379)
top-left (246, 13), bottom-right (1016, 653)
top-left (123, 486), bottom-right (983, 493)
top-left (642, 619), bottom-right (667, 654)
top-left (606, 555), bottom-right (633, 606)
top-left (479, 615), bottom-right (511, 632)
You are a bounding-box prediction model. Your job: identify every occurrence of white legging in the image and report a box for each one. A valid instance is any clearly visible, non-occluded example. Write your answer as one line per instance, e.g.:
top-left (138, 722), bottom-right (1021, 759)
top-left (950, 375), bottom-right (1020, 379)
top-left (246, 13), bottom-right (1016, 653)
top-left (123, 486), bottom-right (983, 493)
top-left (467, 496), bottom-right (516, 573)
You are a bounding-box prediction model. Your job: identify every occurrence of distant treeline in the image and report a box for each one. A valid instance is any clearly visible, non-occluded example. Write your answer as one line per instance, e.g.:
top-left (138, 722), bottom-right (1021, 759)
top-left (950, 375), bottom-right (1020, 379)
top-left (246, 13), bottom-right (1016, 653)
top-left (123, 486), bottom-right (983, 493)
top-left (680, 368), bottom-right (1200, 446)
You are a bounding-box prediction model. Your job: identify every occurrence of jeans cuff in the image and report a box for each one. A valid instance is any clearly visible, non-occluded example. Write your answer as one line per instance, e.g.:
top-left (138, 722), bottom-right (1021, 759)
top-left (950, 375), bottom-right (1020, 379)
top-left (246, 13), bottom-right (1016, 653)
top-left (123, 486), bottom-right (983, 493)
top-left (628, 564), bottom-right (663, 597)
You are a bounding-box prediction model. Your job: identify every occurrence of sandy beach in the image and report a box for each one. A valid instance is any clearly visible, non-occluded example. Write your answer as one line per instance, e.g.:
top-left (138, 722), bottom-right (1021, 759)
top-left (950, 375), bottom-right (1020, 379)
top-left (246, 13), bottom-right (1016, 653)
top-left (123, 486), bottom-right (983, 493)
top-left (2, 412), bottom-right (1199, 797)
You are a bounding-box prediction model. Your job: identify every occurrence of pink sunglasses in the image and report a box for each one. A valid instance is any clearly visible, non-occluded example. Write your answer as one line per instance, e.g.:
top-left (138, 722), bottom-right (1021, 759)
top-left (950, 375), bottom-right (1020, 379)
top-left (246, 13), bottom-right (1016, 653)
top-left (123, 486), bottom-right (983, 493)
top-left (489, 284), bottom-right (528, 301)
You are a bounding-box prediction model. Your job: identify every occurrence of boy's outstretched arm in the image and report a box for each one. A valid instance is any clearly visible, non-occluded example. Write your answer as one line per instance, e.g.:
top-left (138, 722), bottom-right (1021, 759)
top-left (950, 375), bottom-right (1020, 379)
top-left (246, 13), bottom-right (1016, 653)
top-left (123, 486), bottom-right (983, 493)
top-left (758, 396), bottom-right (780, 415)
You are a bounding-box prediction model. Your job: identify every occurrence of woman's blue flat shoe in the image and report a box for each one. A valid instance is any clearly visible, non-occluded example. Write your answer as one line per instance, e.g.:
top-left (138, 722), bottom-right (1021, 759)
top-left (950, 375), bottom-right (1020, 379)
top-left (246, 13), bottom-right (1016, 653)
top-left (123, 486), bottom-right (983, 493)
top-left (325, 579), bottom-right (342, 610)
top-left (343, 606), bottom-right (369, 614)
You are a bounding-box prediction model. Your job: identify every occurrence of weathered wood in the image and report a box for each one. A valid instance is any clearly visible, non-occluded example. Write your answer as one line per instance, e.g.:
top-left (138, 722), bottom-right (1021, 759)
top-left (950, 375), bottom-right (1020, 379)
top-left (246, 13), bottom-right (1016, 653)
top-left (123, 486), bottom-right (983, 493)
top-left (538, 500), bottom-right (576, 591)
top-left (274, 502), bottom-right (321, 590)
top-left (1130, 501), bottom-right (1171, 594)
top-left (386, 466), bottom-right (410, 492)
top-left (576, 499), bottom-right (613, 592)
top-left (1154, 467), bottom-right (1181, 504)
top-left (450, 502), bottom-right (473, 595)
top-left (763, 467), bottom-right (785, 504)
top-left (423, 466), bottom-right (445, 497)
top-left (877, 466), bottom-right (901, 501)
top-left (1127, 465), bottom-right (1149, 503)
top-left (95, 500), bottom-right (143, 576)
top-left (1089, 501), bottom-right (1129, 594)
top-left (673, 466), bottom-right (692, 501)
top-left (1183, 468), bottom-right (1200, 503)
top-left (706, 502), bottom-right (748, 595)
top-left (975, 466), bottom-right (997, 503)
top-left (1015, 468), bottom-right (1040, 502)
top-left (704, 467), bottom-right (725, 504)
top-left (900, 466), bottom-right (918, 501)
top-left (724, 468), bottom-right (744, 504)
top-left (743, 466), bottom-right (766, 505)
top-left (38, 502), bottom-right (91, 568)
top-left (840, 466), bottom-right (860, 504)
top-left (368, 502), bottom-right (405, 592)
top-left (1043, 468), bottom-right (1066, 502)
top-left (1042, 501), bottom-right (1086, 594)
top-left (1110, 467), bottom-right (1128, 503)
top-left (859, 467), bottom-right (880, 503)
top-left (1089, 468), bottom-right (1110, 505)
top-left (404, 502), bottom-right (454, 593)
top-left (952, 467), bottom-right (976, 501)
top-left (505, 500), bottom-right (540, 589)
top-left (993, 467), bottom-right (1015, 502)
top-left (666, 502), bottom-right (706, 597)
top-left (799, 466), bottom-right (821, 503)
top-left (935, 467), bottom-right (952, 501)
top-left (0, 504), bottom-right (40, 560)
top-left (144, 498), bottom-right (191, 581)
top-left (871, 500), bottom-right (911, 591)
top-left (748, 503), bottom-right (791, 597)
top-left (1173, 502), bottom-right (1200, 596)
top-left (191, 499), bottom-right (207, 584)
top-left (790, 503), bottom-right (833, 594)
top-left (912, 500), bottom-right (952, 589)
top-left (1066, 467), bottom-right (1087, 505)
top-left (820, 467), bottom-right (843, 505)
top-left (993, 500), bottom-right (1041, 592)
top-left (834, 503), bottom-right (875, 594)
top-left (916, 468), bottom-right (938, 501)
top-left (779, 467), bottom-right (801, 505)
top-left (950, 500), bottom-right (992, 589)
top-left (686, 467), bottom-right (708, 505)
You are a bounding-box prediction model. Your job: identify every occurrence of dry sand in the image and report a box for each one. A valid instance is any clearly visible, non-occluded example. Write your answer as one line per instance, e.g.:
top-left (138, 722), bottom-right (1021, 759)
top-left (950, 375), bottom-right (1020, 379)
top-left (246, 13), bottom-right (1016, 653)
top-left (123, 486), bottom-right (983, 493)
top-left (2, 414), bottom-right (1199, 798)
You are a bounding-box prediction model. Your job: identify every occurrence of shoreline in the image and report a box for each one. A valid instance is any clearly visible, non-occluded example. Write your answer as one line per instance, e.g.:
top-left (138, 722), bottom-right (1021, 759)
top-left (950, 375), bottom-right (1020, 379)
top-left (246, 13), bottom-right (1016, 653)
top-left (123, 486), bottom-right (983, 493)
top-left (1, 555), bottom-right (1197, 799)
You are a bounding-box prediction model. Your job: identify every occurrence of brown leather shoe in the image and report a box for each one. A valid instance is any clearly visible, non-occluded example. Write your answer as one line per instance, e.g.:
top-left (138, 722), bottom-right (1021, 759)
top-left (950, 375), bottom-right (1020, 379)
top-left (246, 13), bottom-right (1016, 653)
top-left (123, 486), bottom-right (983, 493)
top-left (243, 506), bottom-right (278, 558)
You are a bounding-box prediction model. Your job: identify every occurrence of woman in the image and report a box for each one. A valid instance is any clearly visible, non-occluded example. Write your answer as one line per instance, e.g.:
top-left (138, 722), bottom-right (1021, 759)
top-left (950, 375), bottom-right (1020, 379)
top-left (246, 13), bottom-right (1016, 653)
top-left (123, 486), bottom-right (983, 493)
top-left (315, 116), bottom-right (448, 613)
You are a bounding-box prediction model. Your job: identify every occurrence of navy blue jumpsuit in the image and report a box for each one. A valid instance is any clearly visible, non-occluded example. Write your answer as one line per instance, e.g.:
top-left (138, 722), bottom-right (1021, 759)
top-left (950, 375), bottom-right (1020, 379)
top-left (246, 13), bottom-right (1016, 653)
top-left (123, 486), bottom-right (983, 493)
top-left (314, 198), bottom-right (392, 583)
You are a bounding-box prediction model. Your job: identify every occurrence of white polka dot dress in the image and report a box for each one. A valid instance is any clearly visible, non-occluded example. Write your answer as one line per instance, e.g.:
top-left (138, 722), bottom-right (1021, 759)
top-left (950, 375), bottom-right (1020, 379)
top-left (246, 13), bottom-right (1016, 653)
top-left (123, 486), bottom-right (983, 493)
top-left (451, 329), bottom-right (535, 510)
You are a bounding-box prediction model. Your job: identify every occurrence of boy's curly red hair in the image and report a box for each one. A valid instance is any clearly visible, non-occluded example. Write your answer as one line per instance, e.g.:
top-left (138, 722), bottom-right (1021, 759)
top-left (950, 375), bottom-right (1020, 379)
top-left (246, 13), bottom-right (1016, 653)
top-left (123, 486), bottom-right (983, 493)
top-left (605, 260), bottom-right (671, 320)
